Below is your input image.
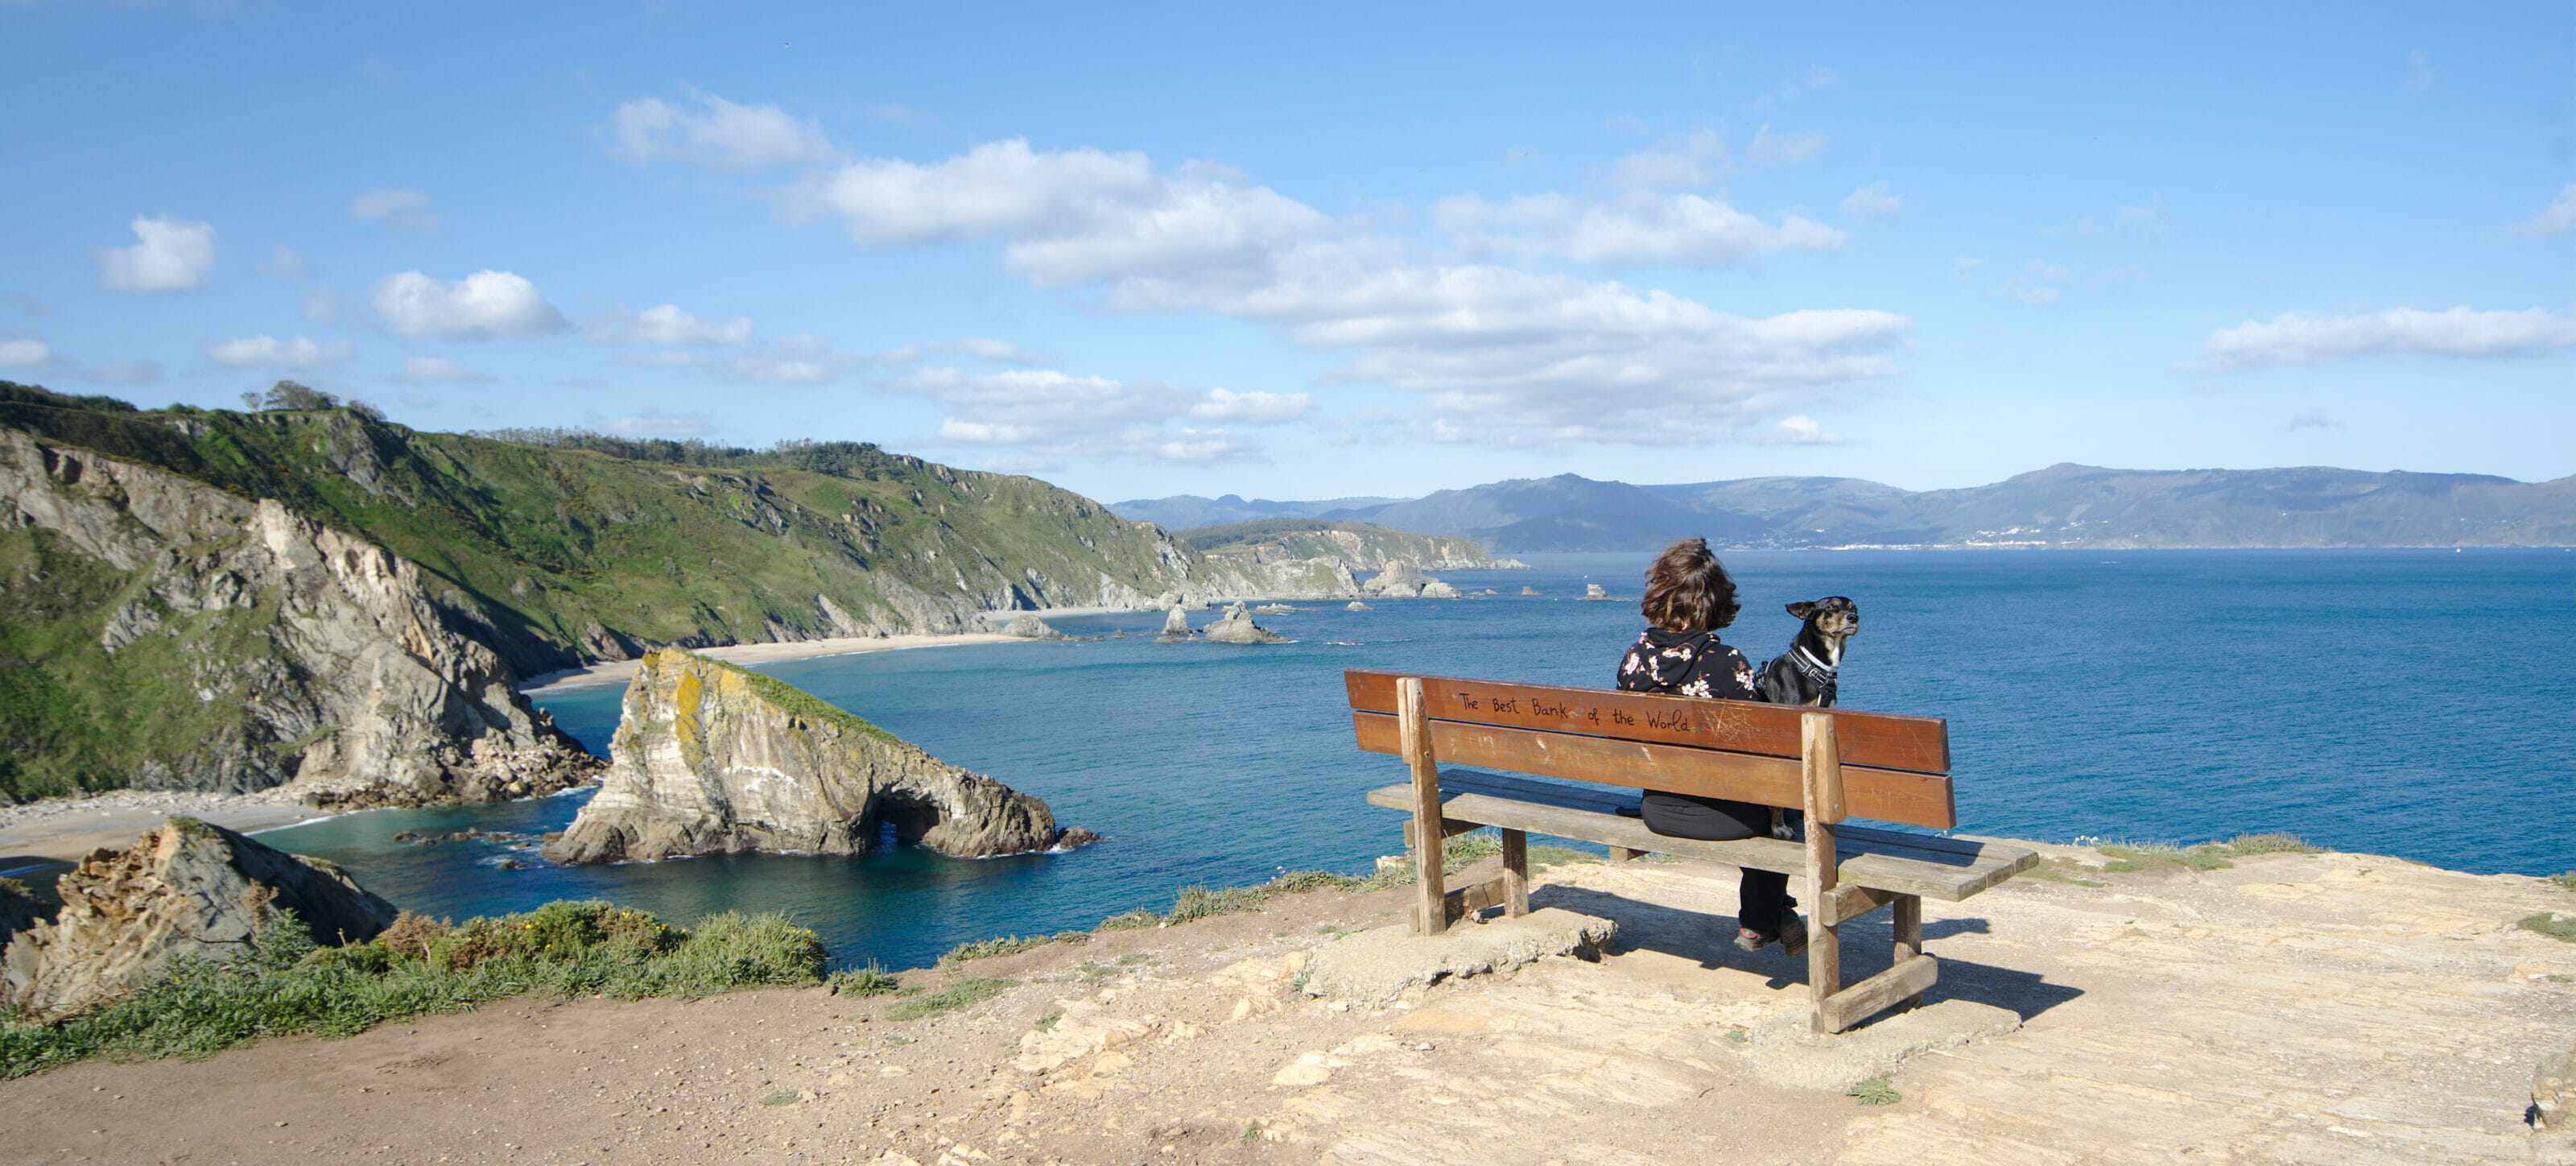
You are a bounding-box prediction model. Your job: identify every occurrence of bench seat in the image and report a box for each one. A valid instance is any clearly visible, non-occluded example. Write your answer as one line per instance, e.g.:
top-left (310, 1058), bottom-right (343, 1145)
top-left (1364, 769), bottom-right (2037, 903)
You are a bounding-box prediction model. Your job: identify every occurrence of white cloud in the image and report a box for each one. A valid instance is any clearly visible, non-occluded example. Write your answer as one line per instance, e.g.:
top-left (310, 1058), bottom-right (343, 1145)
top-left (372, 270), bottom-right (564, 340)
top-left (1187, 387), bottom-right (1311, 424)
top-left (1841, 181), bottom-right (1905, 226)
top-left (868, 103), bottom-right (933, 127)
top-left (775, 137), bottom-right (1906, 447)
top-left (1504, 145), bottom-right (1538, 168)
top-left (2283, 409), bottom-right (2343, 432)
top-left (203, 333), bottom-right (353, 369)
top-left (1761, 415), bottom-right (1843, 444)
top-left (729, 333), bottom-right (861, 384)
top-left (395, 355), bottom-right (493, 384)
top-left (889, 366), bottom-right (1277, 463)
top-left (581, 304), bottom-right (754, 347)
top-left (2197, 307), bottom-right (2576, 370)
top-left (1747, 123), bottom-right (1825, 167)
top-left (0, 338), bottom-right (48, 367)
top-left (609, 92), bottom-right (836, 171)
top-left (1602, 114), bottom-right (1651, 136)
top-left (1603, 130), bottom-right (1728, 189)
top-left (1439, 189), bottom-right (1844, 268)
top-left (347, 188), bottom-right (447, 231)
top-left (606, 409), bottom-right (718, 438)
top-left (96, 214), bottom-right (217, 292)
top-left (2510, 183), bottom-right (2576, 238)
top-left (1952, 257), bottom-right (1988, 280)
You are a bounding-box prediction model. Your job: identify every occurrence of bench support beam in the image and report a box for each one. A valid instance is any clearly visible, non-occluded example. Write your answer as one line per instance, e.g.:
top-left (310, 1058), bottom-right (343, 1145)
top-left (1500, 829), bottom-right (1530, 917)
top-left (1803, 712), bottom-right (1844, 1034)
top-left (1893, 894), bottom-right (1925, 1011)
top-left (1817, 954), bottom-right (1938, 1034)
top-left (1411, 874), bottom-right (1510, 930)
top-left (1399, 677), bottom-right (1448, 937)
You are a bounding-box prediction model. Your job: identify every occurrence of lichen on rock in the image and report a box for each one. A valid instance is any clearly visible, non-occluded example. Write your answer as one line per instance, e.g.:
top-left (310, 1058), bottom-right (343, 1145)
top-left (543, 651), bottom-right (1084, 864)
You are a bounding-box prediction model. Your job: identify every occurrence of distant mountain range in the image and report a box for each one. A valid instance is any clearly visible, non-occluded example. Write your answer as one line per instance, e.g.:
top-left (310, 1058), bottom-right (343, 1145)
top-left (1117, 464), bottom-right (2575, 552)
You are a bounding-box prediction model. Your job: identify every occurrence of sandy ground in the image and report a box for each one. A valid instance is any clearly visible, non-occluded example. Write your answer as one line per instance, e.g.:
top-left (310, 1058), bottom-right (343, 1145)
top-left (518, 632), bottom-right (1032, 693)
top-left (1, 843), bottom-right (2566, 1166)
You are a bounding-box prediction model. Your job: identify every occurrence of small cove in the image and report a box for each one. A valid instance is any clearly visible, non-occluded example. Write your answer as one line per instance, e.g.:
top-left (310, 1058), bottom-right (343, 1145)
top-left (260, 548), bottom-right (2575, 972)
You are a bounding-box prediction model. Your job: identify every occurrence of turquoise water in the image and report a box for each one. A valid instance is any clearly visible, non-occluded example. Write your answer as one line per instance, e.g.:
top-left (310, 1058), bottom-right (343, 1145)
top-left (262, 549), bottom-right (2575, 971)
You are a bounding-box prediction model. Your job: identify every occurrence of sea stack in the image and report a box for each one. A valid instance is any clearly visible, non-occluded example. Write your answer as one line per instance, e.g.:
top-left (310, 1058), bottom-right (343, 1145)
top-left (0, 817), bottom-right (398, 1022)
top-left (1203, 602), bottom-right (1289, 644)
top-left (543, 651), bottom-right (1073, 864)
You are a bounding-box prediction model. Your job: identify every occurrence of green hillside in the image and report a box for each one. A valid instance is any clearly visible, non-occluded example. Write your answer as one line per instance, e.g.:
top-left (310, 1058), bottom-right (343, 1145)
top-left (0, 382), bottom-right (1199, 679)
top-left (1180, 519), bottom-right (1508, 571)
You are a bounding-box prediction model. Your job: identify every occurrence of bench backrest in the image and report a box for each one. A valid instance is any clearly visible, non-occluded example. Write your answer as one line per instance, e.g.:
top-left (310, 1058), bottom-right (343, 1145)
top-left (1344, 669), bottom-right (1955, 829)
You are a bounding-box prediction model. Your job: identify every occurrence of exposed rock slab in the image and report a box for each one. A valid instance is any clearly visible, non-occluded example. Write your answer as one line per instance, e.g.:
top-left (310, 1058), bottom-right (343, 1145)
top-left (997, 613), bottom-right (1066, 639)
top-left (0, 816), bottom-right (396, 1021)
top-left (543, 650), bottom-right (1075, 864)
top-left (1202, 602), bottom-right (1287, 644)
top-left (1298, 908), bottom-right (1616, 1007)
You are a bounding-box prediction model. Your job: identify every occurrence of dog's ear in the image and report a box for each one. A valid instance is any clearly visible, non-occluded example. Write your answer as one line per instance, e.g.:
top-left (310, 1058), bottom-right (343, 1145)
top-left (1785, 601), bottom-right (1817, 619)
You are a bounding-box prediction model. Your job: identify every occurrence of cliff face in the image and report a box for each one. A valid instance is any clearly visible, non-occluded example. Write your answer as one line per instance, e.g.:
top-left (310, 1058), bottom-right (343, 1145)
top-left (544, 651), bottom-right (1070, 864)
top-left (0, 817), bottom-right (398, 1021)
top-left (0, 428), bottom-right (601, 804)
top-left (1183, 519), bottom-right (1521, 573)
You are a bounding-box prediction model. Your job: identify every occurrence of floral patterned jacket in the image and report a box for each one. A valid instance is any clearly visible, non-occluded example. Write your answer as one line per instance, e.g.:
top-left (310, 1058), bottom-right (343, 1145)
top-left (1614, 627), bottom-right (1761, 701)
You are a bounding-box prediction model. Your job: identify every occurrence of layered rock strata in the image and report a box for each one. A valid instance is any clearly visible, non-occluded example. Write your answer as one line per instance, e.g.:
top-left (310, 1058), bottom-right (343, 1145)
top-left (0, 816), bottom-right (398, 1021)
top-left (0, 428), bottom-right (601, 804)
top-left (544, 651), bottom-right (1075, 864)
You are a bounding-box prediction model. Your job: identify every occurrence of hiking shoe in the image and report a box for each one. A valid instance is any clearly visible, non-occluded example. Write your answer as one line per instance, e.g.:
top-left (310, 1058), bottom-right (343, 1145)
top-left (1733, 913), bottom-right (1810, 957)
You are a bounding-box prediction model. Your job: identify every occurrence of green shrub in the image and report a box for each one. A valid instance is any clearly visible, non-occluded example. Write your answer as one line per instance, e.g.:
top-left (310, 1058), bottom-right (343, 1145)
top-left (0, 903), bottom-right (824, 1081)
top-left (1094, 910), bottom-right (1162, 932)
top-left (884, 977), bottom-right (1016, 1022)
top-left (828, 965), bottom-right (902, 998)
top-left (2095, 843), bottom-right (2234, 874)
top-left (2547, 872), bottom-right (2576, 892)
top-left (937, 935), bottom-right (1050, 968)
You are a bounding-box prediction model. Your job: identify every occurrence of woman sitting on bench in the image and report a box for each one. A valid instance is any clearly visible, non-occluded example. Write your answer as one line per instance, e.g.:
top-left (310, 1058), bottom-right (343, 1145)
top-left (1614, 537), bottom-right (1808, 956)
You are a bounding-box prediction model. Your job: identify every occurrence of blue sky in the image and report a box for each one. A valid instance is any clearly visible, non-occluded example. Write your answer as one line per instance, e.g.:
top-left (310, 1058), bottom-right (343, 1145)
top-left (2, 2), bottom-right (2569, 503)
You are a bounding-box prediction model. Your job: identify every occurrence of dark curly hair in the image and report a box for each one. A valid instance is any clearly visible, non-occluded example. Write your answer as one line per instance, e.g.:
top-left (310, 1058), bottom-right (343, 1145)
top-left (1639, 537), bottom-right (1740, 633)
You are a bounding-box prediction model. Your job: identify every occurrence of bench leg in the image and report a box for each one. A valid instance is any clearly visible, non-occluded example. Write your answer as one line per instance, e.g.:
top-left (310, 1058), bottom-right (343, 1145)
top-left (1608, 846), bottom-right (1641, 862)
top-left (1500, 829), bottom-right (1530, 917)
top-left (1893, 894), bottom-right (1924, 1010)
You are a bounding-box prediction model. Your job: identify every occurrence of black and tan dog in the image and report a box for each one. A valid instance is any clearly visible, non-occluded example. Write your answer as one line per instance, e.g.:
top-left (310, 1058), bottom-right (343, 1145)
top-left (1757, 597), bottom-right (1860, 708)
top-left (1755, 597), bottom-right (1858, 843)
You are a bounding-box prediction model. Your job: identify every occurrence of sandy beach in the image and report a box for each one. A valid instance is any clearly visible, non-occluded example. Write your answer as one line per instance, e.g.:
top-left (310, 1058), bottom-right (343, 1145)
top-left (0, 631), bottom-right (1044, 869)
top-left (518, 631), bottom-right (1039, 692)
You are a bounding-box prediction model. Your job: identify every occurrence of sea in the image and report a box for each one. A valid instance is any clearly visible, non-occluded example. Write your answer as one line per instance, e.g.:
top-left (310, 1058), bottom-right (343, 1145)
top-left (255, 548), bottom-right (2574, 973)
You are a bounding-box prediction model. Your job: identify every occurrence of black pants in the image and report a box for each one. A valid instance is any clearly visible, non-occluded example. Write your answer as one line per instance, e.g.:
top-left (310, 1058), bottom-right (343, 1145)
top-left (1640, 792), bottom-right (1797, 933)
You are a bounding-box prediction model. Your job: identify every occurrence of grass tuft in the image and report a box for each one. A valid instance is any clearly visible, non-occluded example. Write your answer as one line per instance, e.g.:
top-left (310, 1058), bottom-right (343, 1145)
top-left (2208, 833), bottom-right (2319, 857)
top-left (826, 965), bottom-right (902, 998)
top-left (1094, 910), bottom-right (1162, 932)
top-left (937, 935), bottom-right (1050, 968)
top-left (2519, 913), bottom-right (2576, 944)
top-left (883, 977), bottom-right (1016, 1022)
top-left (760, 1090), bottom-right (801, 1106)
top-left (2548, 872), bottom-right (2576, 892)
top-left (0, 902), bottom-right (823, 1080)
top-left (1848, 1074), bottom-right (1901, 1106)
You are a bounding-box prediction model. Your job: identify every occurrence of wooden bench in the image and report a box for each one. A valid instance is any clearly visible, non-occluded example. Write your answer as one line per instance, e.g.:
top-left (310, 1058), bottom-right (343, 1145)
top-left (1344, 668), bottom-right (2037, 1034)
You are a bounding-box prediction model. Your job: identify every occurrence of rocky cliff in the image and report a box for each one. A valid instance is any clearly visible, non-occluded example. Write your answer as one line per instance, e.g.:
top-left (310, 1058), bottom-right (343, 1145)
top-left (0, 816), bottom-right (398, 1021)
top-left (544, 651), bottom-right (1079, 864)
top-left (1181, 519), bottom-right (1525, 573)
top-left (0, 425), bottom-right (600, 804)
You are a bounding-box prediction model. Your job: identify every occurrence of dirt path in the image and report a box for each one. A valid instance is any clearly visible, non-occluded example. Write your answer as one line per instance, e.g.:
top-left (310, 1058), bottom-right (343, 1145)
top-left (1, 846), bottom-right (2566, 1166)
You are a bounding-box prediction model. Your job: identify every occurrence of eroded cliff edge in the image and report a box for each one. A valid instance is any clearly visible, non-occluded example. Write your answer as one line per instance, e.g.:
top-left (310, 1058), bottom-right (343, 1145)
top-left (544, 651), bottom-right (1081, 864)
top-left (0, 427), bottom-right (600, 805)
